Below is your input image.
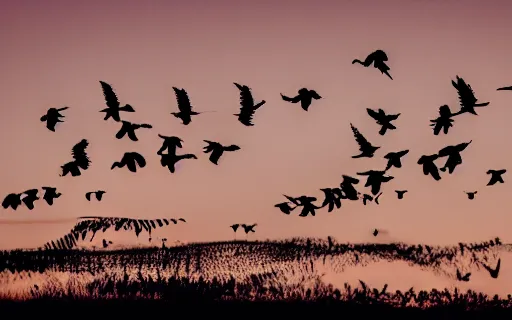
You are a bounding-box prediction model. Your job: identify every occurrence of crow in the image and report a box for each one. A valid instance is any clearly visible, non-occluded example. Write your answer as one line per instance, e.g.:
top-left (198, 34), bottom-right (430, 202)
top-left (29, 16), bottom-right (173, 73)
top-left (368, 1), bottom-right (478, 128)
top-left (233, 83), bottom-right (266, 126)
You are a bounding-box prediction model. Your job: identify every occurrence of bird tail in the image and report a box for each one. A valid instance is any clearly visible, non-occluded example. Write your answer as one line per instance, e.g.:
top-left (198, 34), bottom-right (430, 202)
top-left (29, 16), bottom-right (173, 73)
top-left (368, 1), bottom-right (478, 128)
top-left (111, 162), bottom-right (123, 170)
top-left (120, 104), bottom-right (135, 112)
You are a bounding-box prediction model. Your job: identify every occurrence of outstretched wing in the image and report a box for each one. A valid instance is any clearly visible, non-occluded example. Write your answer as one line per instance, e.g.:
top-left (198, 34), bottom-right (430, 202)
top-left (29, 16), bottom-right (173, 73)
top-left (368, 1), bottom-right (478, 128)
top-left (309, 90), bottom-right (322, 100)
top-left (71, 139), bottom-right (90, 169)
top-left (99, 81), bottom-right (120, 109)
top-left (132, 152), bottom-right (146, 168)
top-left (350, 123), bottom-right (373, 151)
top-left (366, 108), bottom-right (381, 121)
top-left (235, 83), bottom-right (255, 110)
top-left (281, 94), bottom-right (301, 103)
top-left (452, 76), bottom-right (477, 107)
top-left (85, 192), bottom-right (92, 201)
top-left (223, 144), bottom-right (240, 152)
top-left (172, 87), bottom-right (192, 113)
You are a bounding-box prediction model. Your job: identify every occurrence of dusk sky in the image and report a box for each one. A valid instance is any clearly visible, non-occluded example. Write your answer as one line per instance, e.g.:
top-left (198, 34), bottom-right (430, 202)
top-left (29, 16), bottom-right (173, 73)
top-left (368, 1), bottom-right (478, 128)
top-left (0, 0), bottom-right (511, 259)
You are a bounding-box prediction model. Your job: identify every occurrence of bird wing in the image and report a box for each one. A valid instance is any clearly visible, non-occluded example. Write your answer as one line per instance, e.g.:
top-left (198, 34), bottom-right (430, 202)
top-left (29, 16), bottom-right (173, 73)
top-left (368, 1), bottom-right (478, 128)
top-left (172, 87), bottom-right (192, 113)
top-left (223, 144), bottom-right (240, 152)
top-left (454, 140), bottom-right (472, 152)
top-left (235, 83), bottom-right (255, 110)
top-left (497, 86), bottom-right (512, 91)
top-left (366, 108), bottom-right (381, 121)
top-left (387, 113), bottom-right (401, 120)
top-left (99, 81), bottom-right (120, 109)
top-left (309, 90), bottom-right (322, 99)
top-left (437, 145), bottom-right (454, 157)
top-left (132, 152), bottom-right (147, 168)
top-left (281, 93), bottom-right (301, 103)
top-left (350, 123), bottom-right (373, 151)
top-left (85, 192), bottom-right (92, 201)
top-left (71, 139), bottom-right (90, 169)
top-left (397, 149), bottom-right (409, 157)
top-left (57, 106), bottom-right (69, 112)
top-left (96, 192), bottom-right (104, 201)
top-left (209, 148), bottom-right (223, 164)
top-left (452, 76), bottom-right (477, 107)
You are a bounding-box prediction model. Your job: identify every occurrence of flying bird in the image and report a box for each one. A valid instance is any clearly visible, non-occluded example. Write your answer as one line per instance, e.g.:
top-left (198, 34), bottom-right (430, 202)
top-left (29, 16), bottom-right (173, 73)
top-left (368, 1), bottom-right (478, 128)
top-left (40, 107), bottom-right (69, 132)
top-left (2, 193), bottom-right (23, 210)
top-left (230, 224), bottom-right (240, 239)
top-left (203, 140), bottom-right (240, 165)
top-left (275, 202), bottom-right (296, 215)
top-left (366, 108), bottom-right (401, 135)
top-left (395, 190), bottom-right (408, 199)
top-left (350, 123), bottom-right (380, 158)
top-left (41, 187), bottom-right (61, 205)
top-left (157, 135), bottom-right (183, 155)
top-left (451, 76), bottom-right (490, 116)
top-left (456, 269), bottom-right (471, 282)
top-left (430, 105), bottom-right (456, 135)
top-left (352, 49), bottom-right (393, 80)
top-left (241, 223), bottom-right (257, 235)
top-left (319, 188), bottom-right (343, 212)
top-left (99, 81), bottom-right (135, 122)
top-left (86, 190), bottom-right (106, 201)
top-left (115, 121), bottom-right (152, 141)
top-left (357, 170), bottom-right (394, 195)
top-left (481, 258), bottom-right (501, 279)
top-left (171, 87), bottom-right (214, 125)
top-left (497, 86), bottom-right (512, 91)
top-left (372, 229), bottom-right (379, 237)
top-left (20, 189), bottom-right (39, 210)
top-left (438, 141), bottom-right (472, 174)
top-left (102, 239), bottom-right (113, 248)
top-left (486, 169), bottom-right (506, 186)
top-left (375, 192), bottom-right (382, 205)
top-left (362, 193), bottom-right (373, 206)
top-left (465, 191), bottom-right (477, 200)
top-left (384, 150), bottom-right (409, 171)
top-left (60, 139), bottom-right (91, 177)
top-left (111, 152), bottom-right (146, 173)
top-left (417, 154), bottom-right (442, 181)
top-left (280, 88), bottom-right (322, 111)
top-left (233, 83), bottom-right (266, 126)
top-left (178, 218), bottom-right (186, 223)
top-left (159, 152), bottom-right (197, 173)
top-left (340, 175), bottom-right (360, 200)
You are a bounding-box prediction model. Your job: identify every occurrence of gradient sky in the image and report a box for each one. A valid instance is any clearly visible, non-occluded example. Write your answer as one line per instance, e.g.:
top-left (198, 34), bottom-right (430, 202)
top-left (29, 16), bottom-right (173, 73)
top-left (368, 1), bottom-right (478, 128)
top-left (0, 0), bottom-right (512, 255)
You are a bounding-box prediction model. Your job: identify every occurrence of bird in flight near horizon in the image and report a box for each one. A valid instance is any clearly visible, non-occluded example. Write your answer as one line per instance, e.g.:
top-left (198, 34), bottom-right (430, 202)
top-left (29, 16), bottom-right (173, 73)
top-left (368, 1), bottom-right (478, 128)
top-left (42, 187), bottom-right (61, 205)
top-left (481, 258), bottom-right (501, 279)
top-left (417, 154), bottom-right (442, 181)
top-left (362, 193), bottom-right (373, 206)
top-left (357, 170), bottom-right (394, 196)
top-left (111, 152), bottom-right (146, 173)
top-left (40, 107), bottom-right (69, 132)
top-left (366, 108), bottom-right (401, 136)
top-left (350, 123), bottom-right (380, 158)
top-left (86, 190), bottom-right (106, 202)
top-left (203, 140), bottom-right (241, 165)
top-left (319, 188), bottom-right (343, 212)
top-left (115, 121), bottom-right (152, 141)
top-left (2, 193), bottom-right (23, 210)
top-left (20, 189), bottom-right (39, 210)
top-left (384, 150), bottom-right (409, 171)
top-left (456, 268), bottom-right (471, 282)
top-left (438, 141), bottom-right (472, 174)
top-left (280, 88), bottom-right (322, 111)
top-left (274, 202), bottom-right (297, 215)
top-left (465, 191), bottom-right (477, 200)
top-left (234, 83), bottom-right (266, 126)
top-left (171, 87), bottom-right (215, 125)
top-left (241, 224), bottom-right (257, 240)
top-left (486, 169), bottom-right (506, 186)
top-left (450, 76), bottom-right (490, 116)
top-left (99, 81), bottom-right (135, 122)
top-left (352, 49), bottom-right (393, 80)
top-left (340, 175), bottom-right (360, 200)
top-left (395, 190), bottom-right (408, 199)
top-left (430, 105), bottom-right (456, 136)
top-left (159, 152), bottom-right (197, 173)
top-left (60, 139), bottom-right (91, 177)
top-left (157, 135), bottom-right (183, 156)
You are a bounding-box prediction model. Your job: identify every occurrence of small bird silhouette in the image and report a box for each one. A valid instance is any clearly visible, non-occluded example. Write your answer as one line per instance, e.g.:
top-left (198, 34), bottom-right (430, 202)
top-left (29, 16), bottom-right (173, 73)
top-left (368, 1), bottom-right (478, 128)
top-left (430, 105), bottom-right (456, 135)
top-left (178, 218), bottom-right (186, 223)
top-left (111, 152), bottom-right (146, 173)
top-left (350, 123), bottom-right (380, 158)
top-left (20, 189), bottom-right (39, 210)
top-left (241, 224), bottom-right (257, 239)
top-left (366, 108), bottom-right (401, 136)
top-left (451, 76), bottom-right (490, 116)
top-left (357, 170), bottom-right (394, 195)
top-left (372, 229), bottom-right (379, 237)
top-left (375, 192), bottom-right (382, 205)
top-left (465, 191), bottom-right (477, 200)
top-left (438, 141), bottom-right (472, 174)
top-left (352, 49), bottom-right (393, 80)
top-left (481, 258), bottom-right (501, 279)
top-left (294, 196), bottom-right (322, 217)
top-left (233, 83), bottom-right (266, 126)
top-left (395, 190), bottom-right (408, 199)
top-left (41, 187), bottom-right (61, 205)
top-left (2, 193), bottom-right (23, 210)
top-left (102, 239), bottom-right (113, 248)
top-left (170, 218), bottom-right (178, 224)
top-left (159, 152), bottom-right (197, 173)
top-left (115, 121), bottom-right (152, 141)
top-left (497, 86), bottom-right (512, 91)
top-left (60, 139), bottom-right (91, 177)
top-left (203, 140), bottom-right (241, 165)
top-left (230, 224), bottom-right (240, 239)
top-left (280, 88), bottom-right (322, 111)
top-left (40, 107), bottom-right (69, 132)
top-left (340, 175), bottom-right (360, 200)
top-left (456, 269), bottom-right (471, 282)
top-left (171, 87), bottom-right (215, 125)
top-left (86, 190), bottom-right (106, 201)
top-left (319, 188), bottom-right (343, 212)
top-left (275, 202), bottom-right (297, 215)
top-left (486, 169), bottom-right (506, 186)
top-left (99, 81), bottom-right (135, 122)
top-left (384, 150), bottom-right (409, 171)
top-left (362, 194), bottom-right (373, 205)
top-left (157, 135), bottom-right (183, 155)
top-left (418, 154), bottom-right (442, 181)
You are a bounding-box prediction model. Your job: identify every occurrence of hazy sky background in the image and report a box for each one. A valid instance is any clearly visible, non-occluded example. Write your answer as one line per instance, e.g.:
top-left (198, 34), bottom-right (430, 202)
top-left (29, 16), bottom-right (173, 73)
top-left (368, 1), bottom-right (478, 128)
top-left (0, 0), bottom-right (511, 259)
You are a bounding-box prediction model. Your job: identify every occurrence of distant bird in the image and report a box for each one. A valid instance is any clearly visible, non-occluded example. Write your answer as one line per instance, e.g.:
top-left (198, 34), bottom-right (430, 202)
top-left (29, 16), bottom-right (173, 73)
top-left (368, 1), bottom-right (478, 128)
top-left (357, 170), bottom-right (394, 195)
top-left (275, 202), bottom-right (296, 215)
top-left (481, 258), bottom-right (501, 279)
top-left (40, 107), bottom-right (69, 132)
top-left (438, 141), bottom-right (472, 174)
top-left (451, 76), bottom-right (490, 116)
top-left (430, 105), bottom-right (455, 135)
top-left (350, 123), bottom-right (380, 158)
top-left (366, 108), bottom-right (401, 135)
top-left (395, 190), bottom-right (408, 199)
top-left (373, 229), bottom-right (379, 237)
top-left (375, 192), bottom-right (382, 205)
top-left (170, 219), bottom-right (178, 224)
top-left (456, 269), bottom-right (471, 282)
top-left (20, 189), bottom-right (39, 210)
top-left (2, 193), bottom-right (22, 210)
top-left (280, 88), bottom-right (322, 111)
top-left (102, 239), bottom-right (113, 249)
top-left (159, 152), bottom-right (197, 173)
top-left (294, 196), bottom-right (322, 217)
top-left (203, 140), bottom-right (240, 165)
top-left (99, 81), bottom-right (135, 122)
top-left (340, 175), bottom-right (360, 200)
top-left (171, 87), bottom-right (214, 125)
top-left (60, 139), bottom-right (91, 177)
top-left (384, 150), bottom-right (409, 171)
top-left (41, 187), bottom-right (61, 205)
top-left (241, 223), bottom-right (257, 239)
top-left (487, 169), bottom-right (506, 186)
top-left (362, 194), bottom-right (373, 206)
top-left (111, 152), bottom-right (146, 173)
top-left (230, 224), bottom-right (240, 239)
top-left (115, 121), bottom-right (152, 141)
top-left (465, 191), bottom-right (477, 200)
top-left (86, 190), bottom-right (106, 202)
top-left (157, 135), bottom-right (183, 155)
top-left (233, 83), bottom-right (266, 126)
top-left (417, 154), bottom-right (442, 181)
top-left (497, 86), bottom-right (512, 91)
top-left (319, 188), bottom-right (343, 212)
top-left (352, 49), bottom-right (393, 80)
top-left (179, 218), bottom-right (186, 223)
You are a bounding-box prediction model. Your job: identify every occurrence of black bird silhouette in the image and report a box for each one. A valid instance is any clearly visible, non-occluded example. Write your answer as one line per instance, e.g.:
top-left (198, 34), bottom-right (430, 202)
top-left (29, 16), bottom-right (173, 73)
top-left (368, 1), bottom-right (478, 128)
top-left (280, 88), bottom-right (322, 111)
top-left (481, 258), bottom-right (501, 279)
top-left (384, 150), bottom-right (409, 171)
top-left (497, 86), bottom-right (512, 91)
top-left (295, 196), bottom-right (322, 217)
top-left (375, 192), bottom-right (382, 204)
top-left (157, 135), bottom-right (183, 155)
top-left (41, 187), bottom-right (61, 205)
top-left (102, 239), bottom-right (113, 248)
top-left (171, 87), bottom-right (215, 125)
top-left (170, 218), bottom-right (178, 224)
top-left (60, 139), bottom-right (91, 177)
top-left (178, 218), bottom-right (186, 223)
top-left (456, 269), bottom-right (471, 282)
top-left (111, 152), bottom-right (146, 173)
top-left (115, 121), bottom-right (152, 141)
top-left (418, 154), bottom-right (442, 181)
top-left (350, 123), bottom-right (380, 158)
top-left (362, 194), bottom-right (373, 206)
top-left (465, 191), bottom-right (477, 200)
top-left (373, 229), bottom-right (379, 236)
top-left (487, 169), bottom-right (506, 186)
top-left (275, 202), bottom-right (296, 215)
top-left (99, 81), bottom-right (135, 122)
top-left (20, 189), bottom-right (39, 210)
top-left (159, 152), bottom-right (197, 173)
top-left (340, 175), bottom-right (360, 200)
top-left (366, 108), bottom-right (401, 135)
top-left (86, 190), bottom-right (106, 201)
top-left (357, 170), bottom-right (394, 195)
top-left (319, 188), bottom-right (343, 212)
top-left (2, 193), bottom-right (23, 210)
top-left (241, 224), bottom-right (257, 239)
top-left (451, 76), bottom-right (490, 116)
top-left (233, 83), bottom-right (266, 126)
top-left (395, 190), bottom-right (408, 199)
top-left (352, 49), bottom-right (393, 80)
top-left (430, 105), bottom-right (456, 135)
top-left (40, 107), bottom-right (69, 132)
top-left (203, 140), bottom-right (241, 165)
top-left (438, 141), bottom-right (472, 174)
top-left (230, 224), bottom-right (240, 239)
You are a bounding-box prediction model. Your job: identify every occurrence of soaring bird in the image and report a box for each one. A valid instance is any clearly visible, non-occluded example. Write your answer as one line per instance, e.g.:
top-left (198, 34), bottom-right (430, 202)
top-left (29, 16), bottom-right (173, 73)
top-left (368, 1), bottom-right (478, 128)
top-left (230, 224), bottom-right (240, 239)
top-left (487, 169), bottom-right (506, 186)
top-left (451, 76), bottom-right (490, 116)
top-left (60, 139), bottom-right (91, 177)
top-left (417, 154), bottom-right (442, 181)
top-left (115, 121), bottom-right (152, 141)
top-left (241, 224), bottom-right (257, 239)
top-left (362, 194), bottom-right (373, 206)
top-left (40, 107), bottom-right (69, 132)
top-left (41, 187), bottom-right (61, 205)
top-left (373, 229), bottom-right (379, 237)
top-left (340, 175), bottom-right (360, 200)
top-left (430, 105), bottom-right (456, 136)
top-left (233, 83), bottom-right (266, 126)
top-left (178, 218), bottom-right (186, 223)
top-left (99, 81), bottom-right (135, 122)
top-left (456, 269), bottom-right (471, 282)
top-left (2, 193), bottom-right (23, 210)
top-left (395, 190), bottom-right (408, 199)
top-left (497, 86), bottom-right (512, 91)
top-left (102, 239), bottom-right (113, 249)
top-left (357, 170), bottom-right (394, 195)
top-left (171, 87), bottom-right (214, 125)
top-left (111, 152), bottom-right (146, 173)
top-left (438, 141), bottom-right (472, 174)
top-left (280, 88), bottom-right (322, 111)
top-left (366, 108), bottom-right (401, 135)
top-left (352, 49), bottom-right (393, 80)
top-left (157, 134), bottom-right (183, 155)
top-left (481, 258), bottom-right (501, 279)
top-left (20, 189), bottom-right (39, 210)
top-left (159, 152), bottom-right (197, 173)
top-left (86, 190), bottom-right (106, 201)
top-left (350, 123), bottom-right (380, 158)
top-left (203, 140), bottom-right (241, 165)
top-left (384, 150), bottom-right (409, 171)
top-left (275, 202), bottom-right (297, 215)
top-left (465, 191), bottom-right (477, 200)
